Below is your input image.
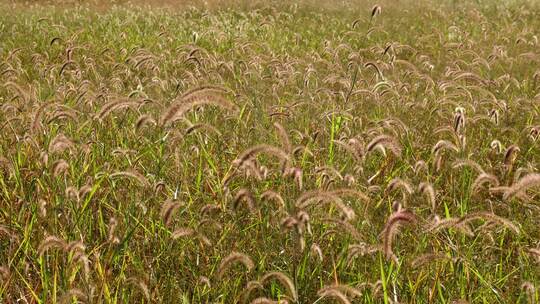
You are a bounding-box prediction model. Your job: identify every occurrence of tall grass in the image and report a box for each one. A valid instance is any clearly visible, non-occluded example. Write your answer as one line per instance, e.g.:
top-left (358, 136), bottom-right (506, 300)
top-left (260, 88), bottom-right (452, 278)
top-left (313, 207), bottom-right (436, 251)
top-left (0, 0), bottom-right (539, 302)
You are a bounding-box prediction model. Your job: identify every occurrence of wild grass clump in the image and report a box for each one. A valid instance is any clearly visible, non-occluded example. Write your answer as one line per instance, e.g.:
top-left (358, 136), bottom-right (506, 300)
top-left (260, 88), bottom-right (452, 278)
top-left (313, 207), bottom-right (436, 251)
top-left (0, 0), bottom-right (539, 302)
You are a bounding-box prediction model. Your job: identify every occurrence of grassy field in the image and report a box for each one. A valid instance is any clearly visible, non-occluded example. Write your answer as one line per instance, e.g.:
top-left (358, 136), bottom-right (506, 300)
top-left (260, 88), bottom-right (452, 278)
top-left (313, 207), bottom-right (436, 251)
top-left (1, 0), bottom-right (540, 303)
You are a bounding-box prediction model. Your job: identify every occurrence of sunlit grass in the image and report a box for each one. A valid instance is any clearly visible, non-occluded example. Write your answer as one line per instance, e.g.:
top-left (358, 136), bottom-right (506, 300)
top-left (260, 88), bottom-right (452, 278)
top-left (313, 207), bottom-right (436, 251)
top-left (0, 0), bottom-right (539, 303)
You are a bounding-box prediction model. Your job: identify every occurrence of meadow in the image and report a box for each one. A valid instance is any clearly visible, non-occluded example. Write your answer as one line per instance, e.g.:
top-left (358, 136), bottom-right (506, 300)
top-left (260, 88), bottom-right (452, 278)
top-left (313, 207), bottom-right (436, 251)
top-left (0, 0), bottom-right (539, 302)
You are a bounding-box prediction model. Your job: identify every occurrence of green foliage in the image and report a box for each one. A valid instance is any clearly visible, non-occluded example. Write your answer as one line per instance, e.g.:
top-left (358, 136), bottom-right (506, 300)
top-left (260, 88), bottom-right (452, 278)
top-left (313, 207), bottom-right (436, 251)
top-left (0, 0), bottom-right (539, 303)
